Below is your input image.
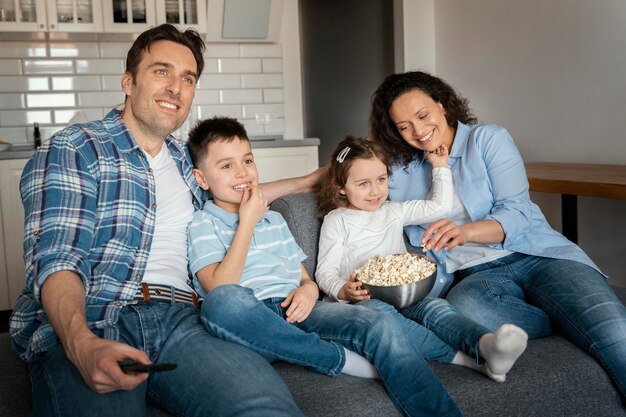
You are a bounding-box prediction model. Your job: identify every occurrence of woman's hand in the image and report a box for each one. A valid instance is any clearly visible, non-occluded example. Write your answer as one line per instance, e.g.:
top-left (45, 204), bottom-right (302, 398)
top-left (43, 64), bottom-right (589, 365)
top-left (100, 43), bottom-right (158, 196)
top-left (422, 219), bottom-right (469, 252)
top-left (282, 281), bottom-right (318, 323)
top-left (337, 273), bottom-right (371, 303)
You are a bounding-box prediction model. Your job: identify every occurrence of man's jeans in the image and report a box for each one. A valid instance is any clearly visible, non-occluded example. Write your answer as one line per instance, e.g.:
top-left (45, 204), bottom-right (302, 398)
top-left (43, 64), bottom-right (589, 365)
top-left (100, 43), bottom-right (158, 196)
top-left (446, 253), bottom-right (626, 399)
top-left (29, 302), bottom-right (304, 417)
top-left (202, 285), bottom-right (462, 417)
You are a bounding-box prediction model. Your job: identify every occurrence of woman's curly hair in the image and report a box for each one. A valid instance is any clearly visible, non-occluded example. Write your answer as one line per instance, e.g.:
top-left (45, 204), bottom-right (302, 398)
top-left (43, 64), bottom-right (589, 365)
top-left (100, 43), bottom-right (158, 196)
top-left (316, 135), bottom-right (391, 217)
top-left (370, 71), bottom-right (477, 167)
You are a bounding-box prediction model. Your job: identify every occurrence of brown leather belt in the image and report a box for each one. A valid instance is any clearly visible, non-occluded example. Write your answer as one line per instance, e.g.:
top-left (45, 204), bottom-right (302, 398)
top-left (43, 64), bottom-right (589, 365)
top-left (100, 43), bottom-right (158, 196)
top-left (134, 283), bottom-right (200, 308)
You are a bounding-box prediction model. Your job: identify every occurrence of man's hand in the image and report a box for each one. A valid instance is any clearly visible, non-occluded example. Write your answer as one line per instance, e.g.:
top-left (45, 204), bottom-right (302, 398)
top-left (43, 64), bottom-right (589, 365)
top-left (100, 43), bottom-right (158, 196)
top-left (68, 332), bottom-right (150, 393)
top-left (337, 273), bottom-right (371, 303)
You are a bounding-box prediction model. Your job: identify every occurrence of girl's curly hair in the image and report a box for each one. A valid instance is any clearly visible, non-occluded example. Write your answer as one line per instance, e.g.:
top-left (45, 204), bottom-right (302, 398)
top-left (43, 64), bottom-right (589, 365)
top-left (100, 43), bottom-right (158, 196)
top-left (316, 135), bottom-right (391, 217)
top-left (370, 71), bottom-right (477, 167)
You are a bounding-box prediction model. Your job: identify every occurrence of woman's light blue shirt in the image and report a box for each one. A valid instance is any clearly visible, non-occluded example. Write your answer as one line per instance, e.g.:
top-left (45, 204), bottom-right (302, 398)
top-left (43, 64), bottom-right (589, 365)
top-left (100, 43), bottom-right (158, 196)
top-left (388, 122), bottom-right (602, 297)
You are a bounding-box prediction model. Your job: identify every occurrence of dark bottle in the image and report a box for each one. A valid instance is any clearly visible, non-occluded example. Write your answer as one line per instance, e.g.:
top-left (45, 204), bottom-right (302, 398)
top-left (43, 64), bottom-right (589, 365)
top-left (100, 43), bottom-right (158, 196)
top-left (34, 122), bottom-right (41, 149)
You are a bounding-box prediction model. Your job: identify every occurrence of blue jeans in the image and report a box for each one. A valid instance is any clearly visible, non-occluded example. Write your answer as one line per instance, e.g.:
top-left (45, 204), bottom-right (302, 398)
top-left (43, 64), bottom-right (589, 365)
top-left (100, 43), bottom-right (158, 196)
top-left (29, 301), bottom-right (304, 417)
top-left (446, 253), bottom-right (626, 399)
top-left (202, 285), bottom-right (462, 417)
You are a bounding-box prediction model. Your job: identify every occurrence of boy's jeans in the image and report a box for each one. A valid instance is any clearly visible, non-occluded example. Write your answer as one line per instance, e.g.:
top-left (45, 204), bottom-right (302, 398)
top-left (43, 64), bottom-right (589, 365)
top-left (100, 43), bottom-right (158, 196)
top-left (29, 302), bottom-right (303, 417)
top-left (202, 285), bottom-right (462, 417)
top-left (446, 253), bottom-right (626, 399)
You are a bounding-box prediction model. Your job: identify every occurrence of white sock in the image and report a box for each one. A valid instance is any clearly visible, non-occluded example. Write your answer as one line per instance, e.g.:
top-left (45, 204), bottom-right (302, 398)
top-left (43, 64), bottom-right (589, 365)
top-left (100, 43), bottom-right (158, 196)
top-left (341, 348), bottom-right (380, 379)
top-left (451, 351), bottom-right (507, 383)
top-left (479, 324), bottom-right (528, 380)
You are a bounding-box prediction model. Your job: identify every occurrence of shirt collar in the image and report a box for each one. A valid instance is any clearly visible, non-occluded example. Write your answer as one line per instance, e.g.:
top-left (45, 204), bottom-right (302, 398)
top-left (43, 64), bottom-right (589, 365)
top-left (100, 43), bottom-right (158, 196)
top-left (449, 121), bottom-right (471, 159)
top-left (202, 200), bottom-right (271, 227)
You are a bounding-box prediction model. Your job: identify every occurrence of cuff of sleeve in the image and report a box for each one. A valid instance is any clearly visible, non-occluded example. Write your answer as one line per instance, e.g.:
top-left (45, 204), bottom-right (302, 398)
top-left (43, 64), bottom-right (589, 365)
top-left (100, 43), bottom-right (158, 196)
top-left (32, 256), bottom-right (89, 302)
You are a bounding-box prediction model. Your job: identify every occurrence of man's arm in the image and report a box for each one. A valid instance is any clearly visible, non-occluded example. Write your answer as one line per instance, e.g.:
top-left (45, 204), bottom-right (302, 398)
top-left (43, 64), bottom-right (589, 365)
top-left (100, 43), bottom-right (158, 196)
top-left (259, 166), bottom-right (327, 203)
top-left (41, 271), bottom-right (150, 393)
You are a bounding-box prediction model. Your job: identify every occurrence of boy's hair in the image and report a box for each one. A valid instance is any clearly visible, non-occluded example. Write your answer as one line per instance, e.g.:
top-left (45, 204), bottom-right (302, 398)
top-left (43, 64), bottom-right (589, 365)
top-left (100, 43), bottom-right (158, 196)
top-left (125, 23), bottom-right (206, 81)
top-left (316, 135), bottom-right (391, 216)
top-left (187, 116), bottom-right (249, 167)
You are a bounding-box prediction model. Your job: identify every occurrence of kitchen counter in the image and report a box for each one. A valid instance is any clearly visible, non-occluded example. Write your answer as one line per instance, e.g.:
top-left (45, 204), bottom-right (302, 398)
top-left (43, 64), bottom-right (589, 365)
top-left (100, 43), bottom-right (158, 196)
top-left (0, 138), bottom-right (320, 161)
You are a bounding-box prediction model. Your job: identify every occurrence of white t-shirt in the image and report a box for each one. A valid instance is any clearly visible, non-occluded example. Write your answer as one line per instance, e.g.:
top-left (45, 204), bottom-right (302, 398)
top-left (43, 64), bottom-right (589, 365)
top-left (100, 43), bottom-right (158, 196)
top-left (315, 167), bottom-right (452, 301)
top-left (141, 144), bottom-right (195, 292)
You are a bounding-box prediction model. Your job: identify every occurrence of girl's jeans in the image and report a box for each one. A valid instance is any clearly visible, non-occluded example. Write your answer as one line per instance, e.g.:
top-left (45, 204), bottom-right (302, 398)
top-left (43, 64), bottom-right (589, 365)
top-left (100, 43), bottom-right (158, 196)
top-left (29, 302), bottom-right (303, 417)
top-left (201, 285), bottom-right (462, 417)
top-left (446, 253), bottom-right (626, 399)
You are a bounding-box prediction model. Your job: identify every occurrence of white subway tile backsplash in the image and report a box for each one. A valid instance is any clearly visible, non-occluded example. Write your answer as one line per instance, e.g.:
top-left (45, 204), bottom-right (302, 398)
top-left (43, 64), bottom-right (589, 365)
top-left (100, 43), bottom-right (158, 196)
top-left (0, 76), bottom-right (48, 92)
top-left (101, 75), bottom-right (122, 91)
top-left (0, 59), bottom-right (22, 75)
top-left (262, 58), bottom-right (283, 73)
top-left (220, 89), bottom-right (263, 104)
top-left (0, 127), bottom-right (28, 143)
top-left (240, 44), bottom-right (282, 58)
top-left (50, 43), bottom-right (99, 58)
top-left (0, 42), bottom-right (46, 58)
top-left (219, 58), bottom-right (262, 74)
top-left (76, 59), bottom-right (124, 74)
top-left (263, 89), bottom-right (283, 103)
top-left (27, 93), bottom-right (76, 108)
top-left (205, 43), bottom-right (240, 58)
top-left (1, 39), bottom-right (284, 141)
top-left (0, 110), bottom-right (51, 126)
top-left (198, 105), bottom-right (243, 119)
top-left (99, 42), bottom-right (133, 58)
top-left (52, 76), bottom-right (102, 91)
top-left (193, 90), bottom-right (220, 105)
top-left (77, 92), bottom-right (124, 107)
top-left (243, 104), bottom-right (284, 119)
top-left (0, 94), bottom-right (25, 109)
top-left (54, 109), bottom-right (103, 125)
top-left (24, 60), bottom-right (74, 74)
top-left (197, 74), bottom-right (241, 89)
top-left (242, 74), bottom-right (282, 89)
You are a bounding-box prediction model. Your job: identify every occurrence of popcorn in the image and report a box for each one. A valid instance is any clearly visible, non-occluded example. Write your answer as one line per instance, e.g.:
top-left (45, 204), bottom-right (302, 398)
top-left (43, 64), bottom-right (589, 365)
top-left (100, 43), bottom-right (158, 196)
top-left (356, 253), bottom-right (436, 286)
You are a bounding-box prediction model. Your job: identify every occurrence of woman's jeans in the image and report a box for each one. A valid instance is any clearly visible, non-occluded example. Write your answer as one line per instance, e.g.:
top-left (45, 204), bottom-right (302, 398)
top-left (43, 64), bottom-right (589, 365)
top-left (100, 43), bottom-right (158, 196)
top-left (445, 253), bottom-right (626, 399)
top-left (29, 301), bottom-right (303, 417)
top-left (202, 285), bottom-right (462, 417)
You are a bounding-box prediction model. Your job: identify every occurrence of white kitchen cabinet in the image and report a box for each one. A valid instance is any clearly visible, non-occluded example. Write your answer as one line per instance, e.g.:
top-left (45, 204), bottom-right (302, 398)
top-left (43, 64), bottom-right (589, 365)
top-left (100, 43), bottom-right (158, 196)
top-left (47, 0), bottom-right (103, 32)
top-left (206, 0), bottom-right (284, 42)
top-left (0, 159), bottom-right (27, 311)
top-left (102, 0), bottom-right (156, 33)
top-left (252, 145), bottom-right (319, 183)
top-left (0, 0), bottom-right (45, 31)
top-left (155, 0), bottom-right (206, 32)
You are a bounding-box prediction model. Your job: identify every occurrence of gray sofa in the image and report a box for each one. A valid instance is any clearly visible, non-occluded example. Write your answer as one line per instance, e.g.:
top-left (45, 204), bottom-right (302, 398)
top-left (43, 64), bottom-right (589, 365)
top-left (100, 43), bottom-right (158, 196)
top-left (1, 192), bottom-right (625, 417)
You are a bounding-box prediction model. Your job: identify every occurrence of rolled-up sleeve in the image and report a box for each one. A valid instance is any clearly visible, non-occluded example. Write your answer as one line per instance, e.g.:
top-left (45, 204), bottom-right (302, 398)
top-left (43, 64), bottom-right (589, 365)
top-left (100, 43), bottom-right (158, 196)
top-left (21, 134), bottom-right (97, 301)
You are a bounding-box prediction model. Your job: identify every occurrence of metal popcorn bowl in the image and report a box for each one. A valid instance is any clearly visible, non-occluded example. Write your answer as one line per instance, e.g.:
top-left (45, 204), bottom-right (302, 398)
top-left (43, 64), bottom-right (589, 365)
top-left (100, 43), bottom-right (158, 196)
top-left (360, 254), bottom-right (437, 309)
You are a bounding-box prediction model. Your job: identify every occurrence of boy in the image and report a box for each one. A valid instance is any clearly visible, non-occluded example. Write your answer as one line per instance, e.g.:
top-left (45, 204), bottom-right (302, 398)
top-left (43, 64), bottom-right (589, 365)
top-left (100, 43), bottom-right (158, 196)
top-left (185, 116), bottom-right (464, 417)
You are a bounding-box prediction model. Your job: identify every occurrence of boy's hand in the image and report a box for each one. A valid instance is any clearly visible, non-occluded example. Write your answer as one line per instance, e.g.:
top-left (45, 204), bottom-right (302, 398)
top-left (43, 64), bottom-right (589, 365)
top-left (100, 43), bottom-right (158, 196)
top-left (281, 283), bottom-right (317, 323)
top-left (239, 183), bottom-right (268, 226)
top-left (425, 144), bottom-right (449, 168)
top-left (337, 273), bottom-right (371, 303)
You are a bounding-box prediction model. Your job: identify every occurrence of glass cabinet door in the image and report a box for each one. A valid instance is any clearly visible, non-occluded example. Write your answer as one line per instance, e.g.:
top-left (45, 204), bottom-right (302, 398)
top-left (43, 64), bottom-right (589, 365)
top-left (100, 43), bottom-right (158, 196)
top-left (48, 0), bottom-right (103, 31)
top-left (0, 0), bottom-right (45, 31)
top-left (103, 0), bottom-right (156, 32)
top-left (155, 0), bottom-right (206, 31)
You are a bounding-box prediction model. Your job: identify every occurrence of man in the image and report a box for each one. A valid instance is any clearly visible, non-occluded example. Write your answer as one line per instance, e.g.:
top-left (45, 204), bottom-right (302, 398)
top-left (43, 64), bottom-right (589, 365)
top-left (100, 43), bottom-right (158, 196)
top-left (10, 24), bottom-right (318, 416)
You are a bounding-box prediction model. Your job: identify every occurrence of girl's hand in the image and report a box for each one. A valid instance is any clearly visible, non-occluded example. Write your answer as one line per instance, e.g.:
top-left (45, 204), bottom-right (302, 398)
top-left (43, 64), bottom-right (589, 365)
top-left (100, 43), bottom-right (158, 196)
top-left (422, 219), bottom-right (469, 252)
top-left (239, 183), bottom-right (267, 226)
top-left (337, 273), bottom-right (371, 303)
top-left (282, 284), bottom-right (317, 323)
top-left (425, 145), bottom-right (449, 168)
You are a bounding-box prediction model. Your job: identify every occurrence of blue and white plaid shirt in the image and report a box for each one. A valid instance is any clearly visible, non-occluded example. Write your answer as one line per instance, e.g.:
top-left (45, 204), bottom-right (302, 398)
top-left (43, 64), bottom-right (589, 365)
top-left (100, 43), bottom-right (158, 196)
top-left (10, 109), bottom-right (205, 361)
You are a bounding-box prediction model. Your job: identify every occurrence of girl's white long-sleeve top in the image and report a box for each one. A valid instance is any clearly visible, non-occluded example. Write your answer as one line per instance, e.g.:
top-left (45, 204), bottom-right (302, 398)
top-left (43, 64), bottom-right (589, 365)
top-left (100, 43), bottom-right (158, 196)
top-left (315, 167), bottom-right (453, 301)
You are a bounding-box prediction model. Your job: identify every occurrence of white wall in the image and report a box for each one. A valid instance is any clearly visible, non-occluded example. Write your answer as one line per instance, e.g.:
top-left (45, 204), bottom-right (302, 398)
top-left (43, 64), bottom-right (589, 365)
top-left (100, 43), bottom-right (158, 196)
top-left (399, 0), bottom-right (626, 287)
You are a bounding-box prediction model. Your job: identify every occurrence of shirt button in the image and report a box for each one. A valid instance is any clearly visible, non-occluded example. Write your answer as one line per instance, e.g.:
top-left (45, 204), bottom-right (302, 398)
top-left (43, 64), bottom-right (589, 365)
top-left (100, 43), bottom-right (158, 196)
top-left (114, 302), bottom-right (122, 307)
top-left (148, 168), bottom-right (153, 173)
top-left (152, 203), bottom-right (157, 209)
top-left (33, 229), bottom-right (40, 236)
top-left (135, 274), bottom-right (141, 280)
top-left (144, 241), bottom-right (150, 247)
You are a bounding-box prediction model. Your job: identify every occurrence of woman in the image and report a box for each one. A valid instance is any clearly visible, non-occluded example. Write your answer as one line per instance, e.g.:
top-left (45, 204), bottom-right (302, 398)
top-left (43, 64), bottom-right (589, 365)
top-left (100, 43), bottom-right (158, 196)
top-left (369, 71), bottom-right (626, 400)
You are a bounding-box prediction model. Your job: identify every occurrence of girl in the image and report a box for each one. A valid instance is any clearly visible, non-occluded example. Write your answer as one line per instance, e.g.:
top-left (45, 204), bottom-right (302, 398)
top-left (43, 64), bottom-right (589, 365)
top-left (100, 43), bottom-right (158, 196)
top-left (316, 135), bottom-right (528, 382)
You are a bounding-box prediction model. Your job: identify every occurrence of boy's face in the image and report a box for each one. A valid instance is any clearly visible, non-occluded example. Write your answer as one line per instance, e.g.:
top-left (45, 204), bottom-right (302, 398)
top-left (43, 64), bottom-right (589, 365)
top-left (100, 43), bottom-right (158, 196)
top-left (193, 136), bottom-right (259, 213)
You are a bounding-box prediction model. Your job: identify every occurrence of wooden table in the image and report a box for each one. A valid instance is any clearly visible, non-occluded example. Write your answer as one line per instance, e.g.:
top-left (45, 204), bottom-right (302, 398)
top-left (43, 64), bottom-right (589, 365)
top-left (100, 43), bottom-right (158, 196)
top-left (525, 162), bottom-right (626, 243)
